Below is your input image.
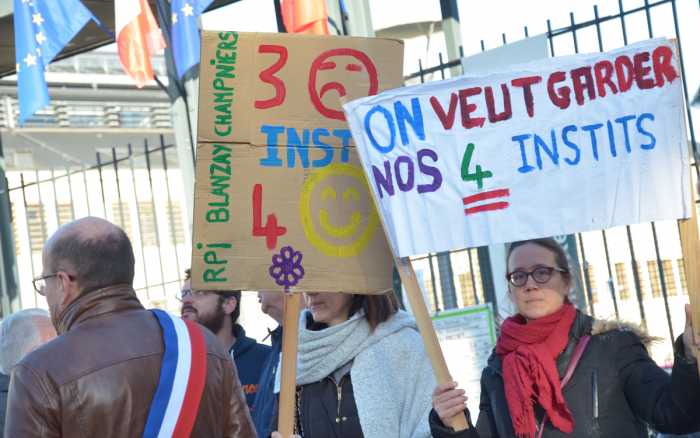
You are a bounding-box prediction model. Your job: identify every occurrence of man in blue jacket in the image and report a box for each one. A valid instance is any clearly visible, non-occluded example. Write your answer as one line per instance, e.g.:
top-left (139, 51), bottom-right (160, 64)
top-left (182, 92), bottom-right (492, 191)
top-left (180, 269), bottom-right (270, 410)
top-left (252, 291), bottom-right (285, 438)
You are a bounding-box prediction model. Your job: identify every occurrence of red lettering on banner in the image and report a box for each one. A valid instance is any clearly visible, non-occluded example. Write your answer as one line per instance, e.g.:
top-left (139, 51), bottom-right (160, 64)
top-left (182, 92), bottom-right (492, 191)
top-left (255, 45), bottom-right (289, 109)
top-left (594, 60), bottom-right (618, 98)
top-left (252, 184), bottom-right (287, 249)
top-left (430, 94), bottom-right (459, 129)
top-left (615, 55), bottom-right (634, 92)
top-left (633, 51), bottom-right (655, 89)
top-left (459, 87), bottom-right (485, 129)
top-left (571, 66), bottom-right (596, 105)
top-left (652, 45), bottom-right (678, 87)
top-left (485, 84), bottom-right (513, 123)
top-left (511, 75), bottom-right (542, 117)
top-left (547, 71), bottom-right (570, 109)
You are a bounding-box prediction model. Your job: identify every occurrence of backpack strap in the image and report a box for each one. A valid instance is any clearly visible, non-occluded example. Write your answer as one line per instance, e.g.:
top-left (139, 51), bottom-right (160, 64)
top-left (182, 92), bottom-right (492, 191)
top-left (536, 335), bottom-right (591, 438)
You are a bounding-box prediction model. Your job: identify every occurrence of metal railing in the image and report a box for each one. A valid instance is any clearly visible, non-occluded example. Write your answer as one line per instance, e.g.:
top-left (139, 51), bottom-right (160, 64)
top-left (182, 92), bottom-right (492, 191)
top-left (403, 0), bottom-right (699, 366)
top-left (4, 135), bottom-right (189, 313)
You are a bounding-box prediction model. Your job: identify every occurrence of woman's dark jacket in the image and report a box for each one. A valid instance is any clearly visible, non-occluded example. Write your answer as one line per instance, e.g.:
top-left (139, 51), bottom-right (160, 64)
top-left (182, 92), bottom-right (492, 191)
top-left (431, 310), bottom-right (700, 437)
top-left (294, 372), bottom-right (364, 438)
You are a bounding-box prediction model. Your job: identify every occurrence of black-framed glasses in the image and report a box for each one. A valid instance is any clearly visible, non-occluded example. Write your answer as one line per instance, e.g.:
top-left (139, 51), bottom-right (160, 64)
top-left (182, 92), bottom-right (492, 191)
top-left (506, 266), bottom-right (568, 287)
top-left (176, 288), bottom-right (217, 302)
top-left (32, 273), bottom-right (58, 295)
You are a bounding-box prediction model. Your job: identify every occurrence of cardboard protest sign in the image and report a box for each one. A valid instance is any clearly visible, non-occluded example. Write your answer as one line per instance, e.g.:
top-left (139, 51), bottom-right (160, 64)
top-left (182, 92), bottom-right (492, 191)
top-left (192, 31), bottom-right (403, 293)
top-left (344, 38), bottom-right (691, 257)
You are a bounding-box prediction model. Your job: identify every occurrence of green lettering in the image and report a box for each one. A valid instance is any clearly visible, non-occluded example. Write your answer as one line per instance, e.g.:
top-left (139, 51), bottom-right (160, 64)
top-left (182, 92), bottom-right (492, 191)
top-left (215, 125), bottom-right (232, 137)
top-left (204, 267), bottom-right (227, 282)
top-left (213, 78), bottom-right (232, 91)
top-left (215, 63), bottom-right (236, 78)
top-left (204, 250), bottom-right (227, 265)
top-left (212, 144), bottom-right (231, 155)
top-left (206, 209), bottom-right (229, 223)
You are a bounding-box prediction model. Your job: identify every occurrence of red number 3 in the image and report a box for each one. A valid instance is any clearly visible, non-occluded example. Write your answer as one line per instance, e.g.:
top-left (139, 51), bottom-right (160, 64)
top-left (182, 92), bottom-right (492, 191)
top-left (254, 45), bottom-right (288, 109)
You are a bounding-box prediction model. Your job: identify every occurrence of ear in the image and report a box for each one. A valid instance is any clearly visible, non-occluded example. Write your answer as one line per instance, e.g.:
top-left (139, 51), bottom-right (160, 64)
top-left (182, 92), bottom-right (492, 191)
top-left (222, 296), bottom-right (238, 316)
top-left (56, 271), bottom-right (80, 306)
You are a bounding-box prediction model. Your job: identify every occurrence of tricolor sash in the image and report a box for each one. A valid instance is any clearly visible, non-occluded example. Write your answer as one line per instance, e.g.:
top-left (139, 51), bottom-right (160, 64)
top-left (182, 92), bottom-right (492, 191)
top-left (143, 309), bottom-right (208, 438)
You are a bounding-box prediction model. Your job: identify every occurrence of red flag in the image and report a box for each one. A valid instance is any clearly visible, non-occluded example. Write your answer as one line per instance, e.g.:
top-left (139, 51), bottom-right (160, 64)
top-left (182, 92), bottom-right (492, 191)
top-left (115, 0), bottom-right (166, 88)
top-left (282, 0), bottom-right (330, 35)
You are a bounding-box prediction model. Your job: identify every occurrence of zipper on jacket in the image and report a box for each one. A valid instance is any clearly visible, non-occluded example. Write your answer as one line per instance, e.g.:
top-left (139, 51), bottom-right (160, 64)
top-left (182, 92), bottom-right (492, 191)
top-left (591, 368), bottom-right (599, 427)
top-left (334, 375), bottom-right (348, 424)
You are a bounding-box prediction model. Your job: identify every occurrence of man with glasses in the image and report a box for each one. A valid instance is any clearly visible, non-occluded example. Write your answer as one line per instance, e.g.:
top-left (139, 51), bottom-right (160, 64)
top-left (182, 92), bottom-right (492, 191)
top-left (180, 269), bottom-right (270, 411)
top-left (5, 217), bottom-right (255, 437)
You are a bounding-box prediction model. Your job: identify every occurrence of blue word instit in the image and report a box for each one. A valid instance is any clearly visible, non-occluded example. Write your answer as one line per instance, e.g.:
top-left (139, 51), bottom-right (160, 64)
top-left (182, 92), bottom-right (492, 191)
top-left (259, 125), bottom-right (353, 168)
top-left (512, 112), bottom-right (657, 173)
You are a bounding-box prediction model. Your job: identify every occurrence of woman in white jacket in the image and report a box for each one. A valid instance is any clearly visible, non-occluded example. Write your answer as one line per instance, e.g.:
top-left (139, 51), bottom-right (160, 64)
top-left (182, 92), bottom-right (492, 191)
top-left (274, 290), bottom-right (435, 438)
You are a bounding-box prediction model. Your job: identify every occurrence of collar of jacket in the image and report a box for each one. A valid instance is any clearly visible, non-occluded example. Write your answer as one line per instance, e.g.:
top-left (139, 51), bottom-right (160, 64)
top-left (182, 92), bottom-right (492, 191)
top-left (231, 323), bottom-right (256, 358)
top-left (271, 325), bottom-right (283, 345)
top-left (56, 283), bottom-right (144, 335)
top-left (487, 309), bottom-right (594, 376)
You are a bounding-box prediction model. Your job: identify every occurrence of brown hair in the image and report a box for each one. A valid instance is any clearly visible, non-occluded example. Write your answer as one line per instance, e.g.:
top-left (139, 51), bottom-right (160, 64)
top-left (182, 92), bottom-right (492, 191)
top-left (348, 291), bottom-right (399, 331)
top-left (506, 238), bottom-right (572, 285)
top-left (183, 268), bottom-right (241, 325)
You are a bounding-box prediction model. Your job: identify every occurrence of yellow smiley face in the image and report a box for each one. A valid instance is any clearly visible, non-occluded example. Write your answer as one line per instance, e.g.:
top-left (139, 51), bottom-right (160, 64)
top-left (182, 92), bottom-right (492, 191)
top-left (300, 163), bottom-right (380, 258)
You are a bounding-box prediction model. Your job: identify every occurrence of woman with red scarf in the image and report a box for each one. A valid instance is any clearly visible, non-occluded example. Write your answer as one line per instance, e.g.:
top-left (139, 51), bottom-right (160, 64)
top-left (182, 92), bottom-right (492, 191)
top-left (429, 238), bottom-right (700, 438)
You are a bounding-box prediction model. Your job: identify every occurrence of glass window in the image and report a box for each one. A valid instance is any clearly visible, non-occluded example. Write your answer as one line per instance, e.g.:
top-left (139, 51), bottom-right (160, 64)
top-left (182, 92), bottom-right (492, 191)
top-left (662, 260), bottom-right (677, 296)
top-left (647, 260), bottom-right (662, 298)
top-left (615, 263), bottom-right (629, 300)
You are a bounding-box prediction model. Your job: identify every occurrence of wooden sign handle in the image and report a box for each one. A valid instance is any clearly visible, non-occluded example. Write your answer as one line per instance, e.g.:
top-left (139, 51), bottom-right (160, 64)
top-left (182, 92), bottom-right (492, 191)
top-left (277, 293), bottom-right (302, 437)
top-left (395, 257), bottom-right (470, 431)
top-left (677, 179), bottom-right (700, 374)
top-left (674, 34), bottom-right (700, 374)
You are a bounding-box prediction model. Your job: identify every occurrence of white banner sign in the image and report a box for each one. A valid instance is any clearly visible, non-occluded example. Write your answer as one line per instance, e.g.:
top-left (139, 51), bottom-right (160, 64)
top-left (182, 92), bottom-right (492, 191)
top-left (344, 38), bottom-right (690, 257)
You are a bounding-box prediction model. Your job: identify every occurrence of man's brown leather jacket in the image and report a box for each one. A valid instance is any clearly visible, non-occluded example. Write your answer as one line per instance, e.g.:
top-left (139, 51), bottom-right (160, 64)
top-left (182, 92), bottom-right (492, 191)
top-left (4, 284), bottom-right (256, 437)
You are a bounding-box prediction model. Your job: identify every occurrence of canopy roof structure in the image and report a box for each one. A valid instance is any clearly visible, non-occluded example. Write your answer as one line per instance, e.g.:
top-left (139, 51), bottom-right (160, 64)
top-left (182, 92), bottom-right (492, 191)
top-left (0, 0), bottom-right (238, 79)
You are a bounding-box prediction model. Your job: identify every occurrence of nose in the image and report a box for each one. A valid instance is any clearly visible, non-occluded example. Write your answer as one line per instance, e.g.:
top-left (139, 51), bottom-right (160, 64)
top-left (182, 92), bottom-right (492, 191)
top-left (523, 274), bottom-right (539, 290)
top-left (182, 293), bottom-right (194, 304)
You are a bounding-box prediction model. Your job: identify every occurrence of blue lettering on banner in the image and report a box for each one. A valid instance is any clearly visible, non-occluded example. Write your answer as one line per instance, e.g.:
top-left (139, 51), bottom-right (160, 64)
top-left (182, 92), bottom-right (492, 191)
top-left (258, 125), bottom-right (354, 168)
top-left (511, 112), bottom-right (658, 174)
top-left (365, 104), bottom-right (397, 154)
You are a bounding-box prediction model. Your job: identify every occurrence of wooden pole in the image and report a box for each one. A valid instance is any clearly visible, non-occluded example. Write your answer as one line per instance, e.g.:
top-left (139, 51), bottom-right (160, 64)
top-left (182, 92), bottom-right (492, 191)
top-left (277, 292), bottom-right (302, 436)
top-left (395, 257), bottom-right (470, 431)
top-left (674, 34), bottom-right (700, 372)
top-left (677, 176), bottom-right (700, 374)
top-left (339, 96), bottom-right (468, 431)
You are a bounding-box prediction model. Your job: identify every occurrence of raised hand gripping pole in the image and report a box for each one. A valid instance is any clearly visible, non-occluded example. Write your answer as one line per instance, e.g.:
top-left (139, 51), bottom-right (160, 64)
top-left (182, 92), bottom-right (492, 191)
top-left (395, 256), bottom-right (470, 431)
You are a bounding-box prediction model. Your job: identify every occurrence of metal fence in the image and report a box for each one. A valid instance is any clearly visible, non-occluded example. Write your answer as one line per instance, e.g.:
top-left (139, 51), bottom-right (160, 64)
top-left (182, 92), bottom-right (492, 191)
top-left (2, 0), bottom-right (698, 365)
top-left (404, 0), bottom-right (699, 366)
top-left (4, 135), bottom-right (189, 314)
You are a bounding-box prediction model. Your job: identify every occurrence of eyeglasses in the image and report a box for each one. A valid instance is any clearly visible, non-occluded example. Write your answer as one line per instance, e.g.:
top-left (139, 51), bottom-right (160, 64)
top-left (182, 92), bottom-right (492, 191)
top-left (32, 273), bottom-right (59, 295)
top-left (177, 288), bottom-right (217, 302)
top-left (506, 266), bottom-right (568, 287)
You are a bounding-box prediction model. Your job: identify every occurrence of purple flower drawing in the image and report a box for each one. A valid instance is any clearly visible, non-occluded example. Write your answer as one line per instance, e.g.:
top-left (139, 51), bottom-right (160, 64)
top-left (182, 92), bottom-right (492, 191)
top-left (269, 246), bottom-right (305, 292)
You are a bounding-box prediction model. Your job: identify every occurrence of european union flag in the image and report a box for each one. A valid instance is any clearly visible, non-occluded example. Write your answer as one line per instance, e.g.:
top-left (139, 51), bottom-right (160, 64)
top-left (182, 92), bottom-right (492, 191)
top-left (13, 0), bottom-right (95, 125)
top-left (171, 0), bottom-right (214, 79)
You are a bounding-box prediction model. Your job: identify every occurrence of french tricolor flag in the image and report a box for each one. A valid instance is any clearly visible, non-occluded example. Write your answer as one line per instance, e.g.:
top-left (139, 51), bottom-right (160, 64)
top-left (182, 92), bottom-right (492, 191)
top-left (144, 309), bottom-right (207, 438)
top-left (115, 0), bottom-right (166, 88)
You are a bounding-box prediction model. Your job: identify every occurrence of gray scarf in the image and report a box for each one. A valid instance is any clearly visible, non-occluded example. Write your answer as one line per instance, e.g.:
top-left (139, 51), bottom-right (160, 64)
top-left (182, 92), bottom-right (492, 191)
top-left (296, 309), bottom-right (417, 384)
top-left (295, 309), bottom-right (435, 438)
